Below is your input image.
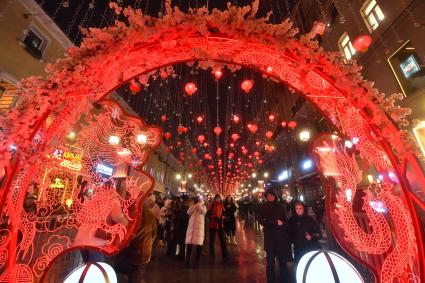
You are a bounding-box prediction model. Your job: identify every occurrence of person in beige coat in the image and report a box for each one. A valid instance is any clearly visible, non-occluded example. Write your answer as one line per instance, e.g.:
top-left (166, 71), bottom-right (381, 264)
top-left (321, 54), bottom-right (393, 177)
top-left (185, 196), bottom-right (207, 267)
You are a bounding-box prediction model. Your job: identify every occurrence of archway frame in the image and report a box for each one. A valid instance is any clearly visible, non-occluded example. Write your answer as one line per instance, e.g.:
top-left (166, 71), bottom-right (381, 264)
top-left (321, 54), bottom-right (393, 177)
top-left (0, 3), bottom-right (424, 282)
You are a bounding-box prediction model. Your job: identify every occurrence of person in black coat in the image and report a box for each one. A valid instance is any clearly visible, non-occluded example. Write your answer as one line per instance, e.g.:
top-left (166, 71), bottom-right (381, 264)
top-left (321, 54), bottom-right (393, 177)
top-left (174, 196), bottom-right (190, 260)
top-left (223, 195), bottom-right (238, 246)
top-left (258, 188), bottom-right (290, 283)
top-left (288, 201), bottom-right (322, 263)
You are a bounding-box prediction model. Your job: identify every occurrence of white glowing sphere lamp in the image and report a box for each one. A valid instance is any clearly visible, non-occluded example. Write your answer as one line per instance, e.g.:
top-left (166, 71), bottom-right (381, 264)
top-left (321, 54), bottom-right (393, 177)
top-left (296, 250), bottom-right (364, 283)
top-left (64, 262), bottom-right (117, 283)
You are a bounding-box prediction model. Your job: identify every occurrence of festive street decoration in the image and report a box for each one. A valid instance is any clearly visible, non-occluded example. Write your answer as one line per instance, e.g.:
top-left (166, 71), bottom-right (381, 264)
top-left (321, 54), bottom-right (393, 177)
top-left (184, 82), bottom-right (197, 96)
top-left (214, 126), bottom-right (222, 136)
top-left (353, 35), bottom-right (373, 52)
top-left (0, 1), bottom-right (422, 281)
top-left (241, 80), bottom-right (254, 93)
top-left (129, 80), bottom-right (141, 95)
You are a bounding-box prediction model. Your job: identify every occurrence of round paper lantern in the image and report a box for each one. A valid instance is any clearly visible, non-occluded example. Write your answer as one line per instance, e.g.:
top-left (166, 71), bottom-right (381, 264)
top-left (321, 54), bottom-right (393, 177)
top-left (265, 131), bottom-right (273, 139)
top-left (184, 82), bottom-right (197, 96)
top-left (248, 124), bottom-right (258, 133)
top-left (268, 114), bottom-right (276, 122)
top-left (353, 35), bottom-right (372, 52)
top-left (191, 148), bottom-right (197, 154)
top-left (254, 151), bottom-right (260, 157)
top-left (164, 132), bottom-right (172, 140)
top-left (177, 126), bottom-right (187, 135)
top-left (233, 115), bottom-right (240, 123)
top-left (161, 115), bottom-right (167, 122)
top-left (129, 80), bottom-right (141, 95)
top-left (281, 121), bottom-right (287, 127)
top-left (216, 148), bottom-right (222, 156)
top-left (213, 69), bottom-right (223, 80)
top-left (196, 116), bottom-right (204, 123)
top-left (214, 126), bottom-right (222, 136)
top-left (241, 80), bottom-right (253, 93)
top-left (64, 262), bottom-right (117, 283)
top-left (296, 250), bottom-right (363, 283)
top-left (313, 22), bottom-right (326, 36)
top-left (231, 133), bottom-right (240, 141)
top-left (242, 149), bottom-right (248, 155)
top-left (288, 121), bottom-right (297, 129)
top-left (197, 135), bottom-right (205, 143)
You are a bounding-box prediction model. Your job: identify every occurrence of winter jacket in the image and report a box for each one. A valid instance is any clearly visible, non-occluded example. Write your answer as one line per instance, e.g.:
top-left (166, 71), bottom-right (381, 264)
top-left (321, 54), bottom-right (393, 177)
top-left (207, 201), bottom-right (225, 230)
top-left (258, 189), bottom-right (290, 255)
top-left (223, 201), bottom-right (237, 231)
top-left (288, 214), bottom-right (321, 261)
top-left (133, 205), bottom-right (157, 265)
top-left (159, 200), bottom-right (172, 225)
top-left (185, 202), bottom-right (207, 245)
top-left (174, 205), bottom-right (190, 244)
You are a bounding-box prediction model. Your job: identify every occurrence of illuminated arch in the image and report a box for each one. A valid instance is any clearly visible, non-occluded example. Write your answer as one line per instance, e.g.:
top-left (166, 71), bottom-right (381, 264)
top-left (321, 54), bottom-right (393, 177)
top-left (0, 4), bottom-right (423, 282)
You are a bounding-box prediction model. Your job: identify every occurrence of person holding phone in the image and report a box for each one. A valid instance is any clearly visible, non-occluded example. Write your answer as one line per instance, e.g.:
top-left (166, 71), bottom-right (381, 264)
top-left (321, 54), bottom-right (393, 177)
top-left (258, 188), bottom-right (290, 283)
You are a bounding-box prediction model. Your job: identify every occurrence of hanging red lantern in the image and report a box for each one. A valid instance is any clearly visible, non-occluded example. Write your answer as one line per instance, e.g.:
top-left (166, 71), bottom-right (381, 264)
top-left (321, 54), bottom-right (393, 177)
top-left (248, 124), bottom-right (258, 133)
top-left (288, 121), bottom-right (297, 129)
top-left (258, 159), bottom-right (264, 164)
top-left (177, 126), bottom-right (187, 135)
top-left (161, 115), bottom-right (167, 122)
top-left (266, 145), bottom-right (275, 152)
top-left (232, 115), bottom-right (240, 123)
top-left (230, 143), bottom-right (235, 148)
top-left (129, 80), bottom-right (141, 95)
top-left (241, 80), bottom-right (253, 93)
top-left (204, 153), bottom-right (211, 159)
top-left (268, 114), bottom-right (276, 122)
top-left (256, 141), bottom-right (260, 146)
top-left (213, 69), bottom-right (223, 80)
top-left (254, 151), bottom-right (260, 157)
top-left (281, 121), bottom-right (287, 128)
top-left (265, 131), bottom-right (273, 139)
top-left (231, 133), bottom-right (240, 141)
top-left (197, 135), bottom-right (205, 143)
top-left (203, 142), bottom-right (208, 147)
top-left (313, 22), bottom-right (326, 36)
top-left (164, 132), bottom-right (172, 140)
top-left (228, 152), bottom-right (234, 159)
top-left (242, 149), bottom-right (248, 155)
top-left (353, 35), bottom-right (372, 52)
top-left (191, 148), bottom-right (197, 154)
top-left (214, 126), bottom-right (222, 136)
top-left (196, 116), bottom-right (204, 123)
top-left (216, 148), bottom-right (222, 156)
top-left (184, 82), bottom-right (197, 96)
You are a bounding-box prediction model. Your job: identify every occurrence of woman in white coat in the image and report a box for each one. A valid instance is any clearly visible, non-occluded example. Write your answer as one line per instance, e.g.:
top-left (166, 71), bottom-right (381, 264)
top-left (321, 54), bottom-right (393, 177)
top-left (185, 196), bottom-right (207, 267)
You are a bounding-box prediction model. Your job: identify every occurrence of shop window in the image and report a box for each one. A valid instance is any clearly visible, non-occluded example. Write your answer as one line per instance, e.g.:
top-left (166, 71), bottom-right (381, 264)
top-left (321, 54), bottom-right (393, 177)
top-left (20, 26), bottom-right (49, 60)
top-left (388, 41), bottom-right (425, 96)
top-left (338, 32), bottom-right (356, 60)
top-left (361, 0), bottom-right (385, 32)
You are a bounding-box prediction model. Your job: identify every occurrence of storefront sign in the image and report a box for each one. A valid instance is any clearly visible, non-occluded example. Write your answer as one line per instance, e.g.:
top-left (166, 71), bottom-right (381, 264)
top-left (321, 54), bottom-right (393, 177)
top-left (96, 163), bottom-right (113, 177)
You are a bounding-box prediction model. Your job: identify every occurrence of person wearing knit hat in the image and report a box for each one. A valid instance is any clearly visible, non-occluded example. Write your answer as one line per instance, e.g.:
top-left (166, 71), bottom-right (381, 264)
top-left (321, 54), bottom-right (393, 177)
top-left (258, 188), bottom-right (290, 283)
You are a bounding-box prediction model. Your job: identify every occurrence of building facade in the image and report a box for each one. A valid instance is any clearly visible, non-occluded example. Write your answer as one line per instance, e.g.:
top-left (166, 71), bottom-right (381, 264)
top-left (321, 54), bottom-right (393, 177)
top-left (0, 0), bottom-right (73, 111)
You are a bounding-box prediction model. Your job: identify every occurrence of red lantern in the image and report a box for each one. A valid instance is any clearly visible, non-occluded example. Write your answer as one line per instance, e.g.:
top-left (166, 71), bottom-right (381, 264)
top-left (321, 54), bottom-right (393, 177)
top-left (129, 80), bottom-right (141, 95)
top-left (214, 126), bottom-right (222, 136)
top-left (254, 151), bottom-right (260, 157)
top-left (191, 148), bottom-right (197, 154)
top-left (164, 132), bottom-right (172, 140)
top-left (232, 115), bottom-right (240, 123)
top-left (241, 80), bottom-right (253, 93)
top-left (256, 141), bottom-right (260, 146)
top-left (228, 152), bottom-right (234, 159)
top-left (268, 114), bottom-right (276, 122)
top-left (281, 121), bottom-right (287, 128)
top-left (216, 148), bottom-right (222, 156)
top-left (185, 82), bottom-right (197, 96)
top-left (242, 149), bottom-right (248, 155)
top-left (213, 69), bottom-right (223, 80)
top-left (231, 133), bottom-right (240, 142)
top-left (288, 121), bottom-right (297, 129)
top-left (177, 126), bottom-right (187, 135)
top-left (265, 131), bottom-right (273, 139)
top-left (313, 22), bottom-right (326, 36)
top-left (248, 124), bottom-right (258, 133)
top-left (353, 35), bottom-right (372, 52)
top-left (197, 135), bottom-right (205, 143)
top-left (161, 115), bottom-right (167, 122)
top-left (203, 142), bottom-right (208, 147)
top-left (196, 116), bottom-right (204, 123)
top-left (258, 159), bottom-right (264, 164)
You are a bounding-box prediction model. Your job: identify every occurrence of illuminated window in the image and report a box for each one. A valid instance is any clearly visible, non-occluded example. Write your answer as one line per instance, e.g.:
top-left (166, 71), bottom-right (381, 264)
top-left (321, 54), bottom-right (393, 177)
top-left (338, 33), bottom-right (356, 60)
top-left (361, 0), bottom-right (385, 31)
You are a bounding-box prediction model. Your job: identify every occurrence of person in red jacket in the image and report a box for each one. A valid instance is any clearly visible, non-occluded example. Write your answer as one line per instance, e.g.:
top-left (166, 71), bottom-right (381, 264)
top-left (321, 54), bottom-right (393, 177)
top-left (207, 194), bottom-right (228, 260)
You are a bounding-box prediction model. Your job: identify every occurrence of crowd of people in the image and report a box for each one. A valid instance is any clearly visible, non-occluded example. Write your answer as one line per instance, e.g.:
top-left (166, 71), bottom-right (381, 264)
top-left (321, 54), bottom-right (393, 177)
top-left (90, 188), bottom-right (324, 283)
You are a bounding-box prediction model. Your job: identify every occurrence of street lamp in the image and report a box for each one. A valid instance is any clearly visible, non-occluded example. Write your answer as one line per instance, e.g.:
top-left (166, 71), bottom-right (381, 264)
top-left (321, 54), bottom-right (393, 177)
top-left (299, 130), bottom-right (311, 142)
top-left (175, 174), bottom-right (182, 180)
top-left (263, 172), bottom-right (269, 178)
